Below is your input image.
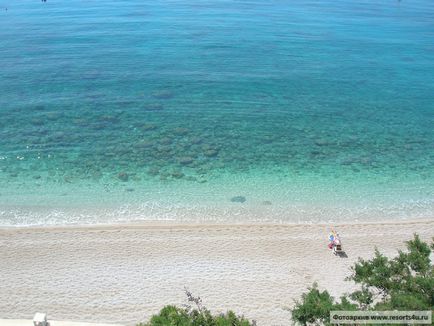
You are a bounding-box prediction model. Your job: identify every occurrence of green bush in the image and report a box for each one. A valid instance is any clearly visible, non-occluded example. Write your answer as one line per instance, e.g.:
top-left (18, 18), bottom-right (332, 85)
top-left (291, 234), bottom-right (434, 325)
top-left (138, 289), bottom-right (254, 326)
top-left (291, 283), bottom-right (357, 325)
top-left (137, 235), bottom-right (433, 326)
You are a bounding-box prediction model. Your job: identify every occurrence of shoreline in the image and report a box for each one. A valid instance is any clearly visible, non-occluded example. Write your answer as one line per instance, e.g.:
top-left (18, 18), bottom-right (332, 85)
top-left (2, 171), bottom-right (433, 228)
top-left (1, 219), bottom-right (433, 325)
top-left (0, 216), bottom-right (432, 231)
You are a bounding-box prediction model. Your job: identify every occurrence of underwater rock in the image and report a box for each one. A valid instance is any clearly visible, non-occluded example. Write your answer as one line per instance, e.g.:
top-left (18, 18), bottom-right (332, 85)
top-left (34, 105), bottom-right (45, 111)
top-left (98, 115), bottom-right (119, 123)
top-left (340, 158), bottom-right (356, 166)
top-left (171, 170), bottom-right (185, 179)
top-left (315, 139), bottom-right (330, 146)
top-left (179, 156), bottom-right (194, 165)
top-left (104, 151), bottom-right (116, 158)
top-left (214, 162), bottom-right (225, 169)
top-left (173, 127), bottom-right (190, 136)
top-left (140, 123), bottom-right (158, 131)
top-left (204, 149), bottom-right (219, 157)
top-left (188, 160), bottom-right (201, 168)
top-left (147, 167), bottom-right (160, 176)
top-left (135, 140), bottom-right (154, 149)
top-left (159, 137), bottom-right (173, 145)
top-left (144, 103), bottom-right (164, 111)
top-left (152, 89), bottom-right (174, 99)
top-left (48, 170), bottom-right (57, 177)
top-left (156, 145), bottom-right (171, 153)
top-left (190, 136), bottom-right (203, 144)
top-left (72, 118), bottom-right (89, 126)
top-left (114, 146), bottom-right (132, 156)
top-left (91, 171), bottom-right (103, 180)
top-left (33, 175), bottom-right (41, 180)
top-left (31, 118), bottom-right (44, 126)
top-left (360, 157), bottom-right (373, 165)
top-left (177, 143), bottom-right (192, 152)
top-left (118, 172), bottom-right (129, 182)
top-left (261, 135), bottom-right (277, 144)
top-left (195, 163), bottom-right (213, 174)
top-left (125, 188), bottom-right (135, 192)
top-left (45, 112), bottom-right (63, 121)
top-left (30, 128), bottom-right (49, 137)
top-left (201, 144), bottom-right (214, 151)
top-left (195, 167), bottom-right (207, 175)
top-left (51, 131), bottom-right (66, 141)
top-left (91, 123), bottom-right (106, 130)
top-left (152, 153), bottom-right (170, 161)
top-left (231, 196), bottom-right (246, 203)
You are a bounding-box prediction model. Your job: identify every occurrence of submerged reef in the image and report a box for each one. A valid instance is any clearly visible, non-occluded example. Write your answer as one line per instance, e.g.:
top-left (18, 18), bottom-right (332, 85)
top-left (0, 95), bottom-right (432, 189)
top-left (231, 196), bottom-right (246, 203)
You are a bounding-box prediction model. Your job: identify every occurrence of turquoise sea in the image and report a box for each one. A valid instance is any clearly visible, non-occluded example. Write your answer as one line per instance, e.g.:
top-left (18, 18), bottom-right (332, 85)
top-left (0, 0), bottom-right (433, 226)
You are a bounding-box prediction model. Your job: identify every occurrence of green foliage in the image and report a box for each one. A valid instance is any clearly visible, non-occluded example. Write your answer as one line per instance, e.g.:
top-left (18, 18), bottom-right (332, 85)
top-left (332, 296), bottom-right (358, 311)
top-left (138, 290), bottom-right (253, 326)
top-left (349, 286), bottom-right (373, 309)
top-left (291, 234), bottom-right (434, 325)
top-left (138, 306), bottom-right (252, 326)
top-left (140, 305), bottom-right (191, 325)
top-left (291, 283), bottom-right (358, 325)
top-left (291, 283), bottom-right (334, 325)
top-left (348, 234), bottom-right (433, 310)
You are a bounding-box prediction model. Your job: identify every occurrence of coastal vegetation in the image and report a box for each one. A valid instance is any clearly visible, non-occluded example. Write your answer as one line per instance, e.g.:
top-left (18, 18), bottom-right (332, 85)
top-left (138, 235), bottom-right (433, 325)
top-left (138, 288), bottom-right (254, 326)
top-left (291, 234), bottom-right (434, 325)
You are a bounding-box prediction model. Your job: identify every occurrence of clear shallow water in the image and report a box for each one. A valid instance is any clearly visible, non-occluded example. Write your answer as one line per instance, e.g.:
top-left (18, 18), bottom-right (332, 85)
top-left (0, 0), bottom-right (433, 226)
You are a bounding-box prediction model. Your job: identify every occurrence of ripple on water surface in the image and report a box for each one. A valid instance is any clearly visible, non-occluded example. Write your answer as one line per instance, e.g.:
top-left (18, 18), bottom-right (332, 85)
top-left (0, 0), bottom-right (433, 225)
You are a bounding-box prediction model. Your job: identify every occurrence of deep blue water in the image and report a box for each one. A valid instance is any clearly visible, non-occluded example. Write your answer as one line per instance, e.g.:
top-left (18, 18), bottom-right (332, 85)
top-left (0, 0), bottom-right (433, 225)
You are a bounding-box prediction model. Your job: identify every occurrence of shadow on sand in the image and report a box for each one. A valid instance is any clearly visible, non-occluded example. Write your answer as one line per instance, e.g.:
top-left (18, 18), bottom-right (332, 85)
top-left (336, 251), bottom-right (348, 258)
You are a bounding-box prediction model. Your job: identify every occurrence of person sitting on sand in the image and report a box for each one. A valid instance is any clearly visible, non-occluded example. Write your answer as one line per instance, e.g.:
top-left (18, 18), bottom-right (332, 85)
top-left (328, 229), bottom-right (340, 249)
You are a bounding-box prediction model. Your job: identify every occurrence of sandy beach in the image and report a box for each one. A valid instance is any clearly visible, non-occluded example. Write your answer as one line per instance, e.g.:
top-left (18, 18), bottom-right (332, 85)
top-left (0, 219), bottom-right (432, 325)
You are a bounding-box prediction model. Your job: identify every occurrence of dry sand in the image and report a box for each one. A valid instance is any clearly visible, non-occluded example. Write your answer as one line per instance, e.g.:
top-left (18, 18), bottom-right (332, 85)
top-left (0, 219), bottom-right (433, 325)
top-left (0, 319), bottom-right (124, 326)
